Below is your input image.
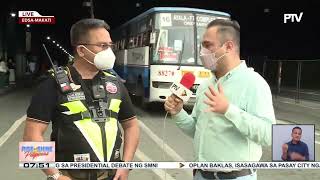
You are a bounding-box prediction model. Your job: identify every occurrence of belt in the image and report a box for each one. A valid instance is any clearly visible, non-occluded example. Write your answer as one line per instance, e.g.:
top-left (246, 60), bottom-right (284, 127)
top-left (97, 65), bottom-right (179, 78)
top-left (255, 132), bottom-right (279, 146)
top-left (197, 169), bottom-right (256, 179)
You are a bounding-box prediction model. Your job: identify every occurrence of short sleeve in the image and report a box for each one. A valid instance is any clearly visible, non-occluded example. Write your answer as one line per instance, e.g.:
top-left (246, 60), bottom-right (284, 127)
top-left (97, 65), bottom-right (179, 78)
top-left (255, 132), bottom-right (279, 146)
top-left (117, 81), bottom-right (136, 122)
top-left (26, 76), bottom-right (58, 123)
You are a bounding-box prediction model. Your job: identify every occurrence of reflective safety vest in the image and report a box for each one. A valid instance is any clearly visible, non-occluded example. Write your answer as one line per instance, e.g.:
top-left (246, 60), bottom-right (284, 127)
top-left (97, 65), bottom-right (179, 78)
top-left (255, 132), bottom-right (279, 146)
top-left (50, 66), bottom-right (123, 162)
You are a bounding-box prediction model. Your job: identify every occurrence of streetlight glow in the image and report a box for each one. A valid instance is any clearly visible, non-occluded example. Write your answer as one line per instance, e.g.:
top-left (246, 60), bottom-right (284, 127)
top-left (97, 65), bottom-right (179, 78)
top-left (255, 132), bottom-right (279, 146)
top-left (10, 12), bottom-right (16, 17)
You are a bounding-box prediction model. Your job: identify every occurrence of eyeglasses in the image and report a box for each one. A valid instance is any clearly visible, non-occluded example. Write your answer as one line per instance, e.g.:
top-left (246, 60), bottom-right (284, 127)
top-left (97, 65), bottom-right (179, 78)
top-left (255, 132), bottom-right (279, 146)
top-left (79, 43), bottom-right (114, 50)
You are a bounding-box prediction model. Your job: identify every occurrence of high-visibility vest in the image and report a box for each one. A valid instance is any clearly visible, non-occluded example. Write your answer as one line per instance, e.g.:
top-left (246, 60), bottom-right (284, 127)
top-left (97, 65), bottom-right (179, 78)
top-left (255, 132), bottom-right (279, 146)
top-left (50, 66), bottom-right (123, 162)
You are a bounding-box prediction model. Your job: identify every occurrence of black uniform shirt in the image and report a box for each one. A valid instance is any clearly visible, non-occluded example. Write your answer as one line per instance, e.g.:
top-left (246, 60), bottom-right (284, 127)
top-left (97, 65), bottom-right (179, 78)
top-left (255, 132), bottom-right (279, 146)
top-left (27, 71), bottom-right (136, 124)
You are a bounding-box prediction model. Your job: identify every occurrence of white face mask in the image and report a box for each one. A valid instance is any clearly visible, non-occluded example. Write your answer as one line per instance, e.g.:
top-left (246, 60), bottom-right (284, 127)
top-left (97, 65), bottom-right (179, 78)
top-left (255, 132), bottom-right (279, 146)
top-left (199, 46), bottom-right (226, 71)
top-left (80, 45), bottom-right (116, 70)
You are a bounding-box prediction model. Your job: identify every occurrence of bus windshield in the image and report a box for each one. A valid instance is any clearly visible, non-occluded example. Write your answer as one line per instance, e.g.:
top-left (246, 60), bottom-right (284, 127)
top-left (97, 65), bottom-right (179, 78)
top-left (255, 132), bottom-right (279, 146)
top-left (196, 26), bottom-right (207, 66)
top-left (153, 13), bottom-right (195, 65)
top-left (152, 13), bottom-right (227, 66)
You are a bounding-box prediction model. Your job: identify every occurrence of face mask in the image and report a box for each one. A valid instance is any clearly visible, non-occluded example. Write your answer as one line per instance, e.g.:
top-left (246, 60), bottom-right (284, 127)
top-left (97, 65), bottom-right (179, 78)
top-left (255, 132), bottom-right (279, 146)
top-left (199, 46), bottom-right (226, 71)
top-left (80, 45), bottom-right (116, 70)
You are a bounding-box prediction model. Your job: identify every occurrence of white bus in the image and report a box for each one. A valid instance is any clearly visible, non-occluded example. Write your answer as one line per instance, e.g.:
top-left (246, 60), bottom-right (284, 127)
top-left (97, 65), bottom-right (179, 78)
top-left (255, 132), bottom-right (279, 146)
top-left (111, 7), bottom-right (230, 107)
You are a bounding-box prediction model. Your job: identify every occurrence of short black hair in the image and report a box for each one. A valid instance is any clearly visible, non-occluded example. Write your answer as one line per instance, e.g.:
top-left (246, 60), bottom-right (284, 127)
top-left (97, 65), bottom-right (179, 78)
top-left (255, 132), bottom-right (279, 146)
top-left (207, 19), bottom-right (240, 53)
top-left (70, 18), bottom-right (110, 46)
top-left (292, 126), bottom-right (302, 133)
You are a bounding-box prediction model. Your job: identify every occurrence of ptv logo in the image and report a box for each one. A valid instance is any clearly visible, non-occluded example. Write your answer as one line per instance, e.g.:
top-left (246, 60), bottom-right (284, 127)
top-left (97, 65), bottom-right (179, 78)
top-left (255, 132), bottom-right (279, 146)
top-left (283, 12), bottom-right (303, 23)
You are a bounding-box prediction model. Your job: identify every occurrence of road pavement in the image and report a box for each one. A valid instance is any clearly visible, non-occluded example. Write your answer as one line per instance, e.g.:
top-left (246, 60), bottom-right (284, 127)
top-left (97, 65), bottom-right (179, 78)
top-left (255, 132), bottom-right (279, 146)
top-left (0, 87), bottom-right (319, 180)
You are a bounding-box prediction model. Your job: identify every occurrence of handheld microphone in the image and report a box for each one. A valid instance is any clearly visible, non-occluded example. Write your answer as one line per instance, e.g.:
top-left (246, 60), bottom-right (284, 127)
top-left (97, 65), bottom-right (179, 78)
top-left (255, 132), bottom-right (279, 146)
top-left (162, 72), bottom-right (196, 174)
top-left (169, 72), bottom-right (196, 102)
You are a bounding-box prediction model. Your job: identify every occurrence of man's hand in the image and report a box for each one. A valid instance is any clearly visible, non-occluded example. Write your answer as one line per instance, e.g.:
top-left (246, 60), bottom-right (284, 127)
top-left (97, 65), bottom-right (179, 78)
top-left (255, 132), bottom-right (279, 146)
top-left (57, 175), bottom-right (72, 180)
top-left (204, 83), bottom-right (229, 114)
top-left (113, 169), bottom-right (130, 180)
top-left (164, 94), bottom-right (184, 115)
top-left (281, 144), bottom-right (289, 160)
top-left (282, 144), bottom-right (288, 153)
top-left (290, 152), bottom-right (305, 161)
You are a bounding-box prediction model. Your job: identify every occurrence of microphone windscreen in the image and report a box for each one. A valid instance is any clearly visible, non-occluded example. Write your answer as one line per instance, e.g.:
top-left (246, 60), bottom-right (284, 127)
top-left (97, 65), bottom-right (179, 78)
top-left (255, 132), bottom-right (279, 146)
top-left (180, 72), bottom-right (195, 90)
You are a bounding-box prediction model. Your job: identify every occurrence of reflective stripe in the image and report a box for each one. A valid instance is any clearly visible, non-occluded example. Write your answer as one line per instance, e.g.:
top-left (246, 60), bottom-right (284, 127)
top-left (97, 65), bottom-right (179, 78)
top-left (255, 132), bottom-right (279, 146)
top-left (61, 101), bottom-right (87, 114)
top-left (58, 70), bottom-right (121, 162)
top-left (103, 72), bottom-right (115, 77)
top-left (104, 118), bottom-right (119, 161)
top-left (62, 100), bottom-right (121, 162)
top-left (49, 69), bottom-right (68, 79)
top-left (109, 99), bottom-right (122, 113)
top-left (74, 118), bottom-right (118, 162)
top-left (74, 119), bottom-right (104, 162)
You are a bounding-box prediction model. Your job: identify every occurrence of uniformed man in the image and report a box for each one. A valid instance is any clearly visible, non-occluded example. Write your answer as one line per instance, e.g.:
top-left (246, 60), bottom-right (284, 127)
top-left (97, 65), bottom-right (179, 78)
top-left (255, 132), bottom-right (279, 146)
top-left (23, 18), bottom-right (140, 180)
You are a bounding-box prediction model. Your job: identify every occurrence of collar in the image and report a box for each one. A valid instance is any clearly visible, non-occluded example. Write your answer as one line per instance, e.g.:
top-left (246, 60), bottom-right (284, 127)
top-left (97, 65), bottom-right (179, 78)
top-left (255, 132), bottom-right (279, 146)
top-left (289, 140), bottom-right (301, 145)
top-left (211, 60), bottom-right (247, 82)
top-left (68, 64), bottom-right (103, 83)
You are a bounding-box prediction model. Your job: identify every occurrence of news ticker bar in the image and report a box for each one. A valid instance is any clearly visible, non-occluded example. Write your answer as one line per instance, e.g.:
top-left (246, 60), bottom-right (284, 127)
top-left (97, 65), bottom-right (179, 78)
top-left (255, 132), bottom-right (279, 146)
top-left (19, 162), bottom-right (320, 169)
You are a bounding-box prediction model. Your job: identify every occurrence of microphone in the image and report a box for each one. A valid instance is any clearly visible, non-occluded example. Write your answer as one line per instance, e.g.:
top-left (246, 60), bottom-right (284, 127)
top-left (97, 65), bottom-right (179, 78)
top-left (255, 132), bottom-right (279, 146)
top-left (169, 72), bottom-right (196, 102)
top-left (162, 72), bottom-right (196, 176)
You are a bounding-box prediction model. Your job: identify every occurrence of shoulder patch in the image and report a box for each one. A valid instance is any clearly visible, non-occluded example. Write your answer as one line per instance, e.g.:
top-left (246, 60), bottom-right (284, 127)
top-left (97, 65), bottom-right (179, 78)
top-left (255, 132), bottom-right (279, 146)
top-left (105, 82), bottom-right (118, 94)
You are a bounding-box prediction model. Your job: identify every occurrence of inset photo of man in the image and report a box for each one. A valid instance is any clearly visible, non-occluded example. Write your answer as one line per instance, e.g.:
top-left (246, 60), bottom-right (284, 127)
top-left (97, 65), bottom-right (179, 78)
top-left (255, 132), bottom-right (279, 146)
top-left (272, 124), bottom-right (315, 161)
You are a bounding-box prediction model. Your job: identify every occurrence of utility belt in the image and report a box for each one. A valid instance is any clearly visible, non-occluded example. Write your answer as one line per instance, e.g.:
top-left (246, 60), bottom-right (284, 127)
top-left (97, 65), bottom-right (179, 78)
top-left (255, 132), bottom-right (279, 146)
top-left (61, 169), bottom-right (116, 180)
top-left (194, 169), bottom-right (256, 179)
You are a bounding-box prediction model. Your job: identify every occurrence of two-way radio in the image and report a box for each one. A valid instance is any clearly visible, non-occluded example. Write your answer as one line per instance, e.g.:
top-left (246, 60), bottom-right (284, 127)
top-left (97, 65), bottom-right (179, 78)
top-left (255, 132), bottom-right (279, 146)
top-left (42, 44), bottom-right (73, 94)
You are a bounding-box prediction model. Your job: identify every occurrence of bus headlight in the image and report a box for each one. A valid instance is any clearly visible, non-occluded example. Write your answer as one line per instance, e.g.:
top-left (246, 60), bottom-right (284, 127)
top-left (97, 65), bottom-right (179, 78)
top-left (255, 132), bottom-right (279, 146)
top-left (152, 81), bottom-right (173, 89)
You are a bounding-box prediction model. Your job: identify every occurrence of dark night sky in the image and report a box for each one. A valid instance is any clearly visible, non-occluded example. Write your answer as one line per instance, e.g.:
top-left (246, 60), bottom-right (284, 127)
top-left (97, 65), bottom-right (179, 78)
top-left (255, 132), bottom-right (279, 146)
top-left (2, 0), bottom-right (320, 60)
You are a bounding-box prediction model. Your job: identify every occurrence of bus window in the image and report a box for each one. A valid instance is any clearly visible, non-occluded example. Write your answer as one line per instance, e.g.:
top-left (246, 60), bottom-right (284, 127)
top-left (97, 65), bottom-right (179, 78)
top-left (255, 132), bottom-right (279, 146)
top-left (137, 34), bottom-right (143, 47)
top-left (142, 31), bottom-right (150, 46)
top-left (113, 42), bottom-right (117, 51)
top-left (153, 13), bottom-right (195, 65)
top-left (120, 39), bottom-right (125, 50)
top-left (197, 26), bottom-right (207, 65)
top-left (128, 37), bottom-right (135, 48)
top-left (133, 37), bottom-right (138, 47)
top-left (155, 29), bottom-right (168, 54)
top-left (153, 27), bottom-right (195, 65)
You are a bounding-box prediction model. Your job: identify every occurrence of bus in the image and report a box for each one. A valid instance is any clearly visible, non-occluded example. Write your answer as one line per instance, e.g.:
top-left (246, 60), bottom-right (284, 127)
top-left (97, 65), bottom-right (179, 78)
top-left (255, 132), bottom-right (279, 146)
top-left (111, 7), bottom-right (230, 107)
